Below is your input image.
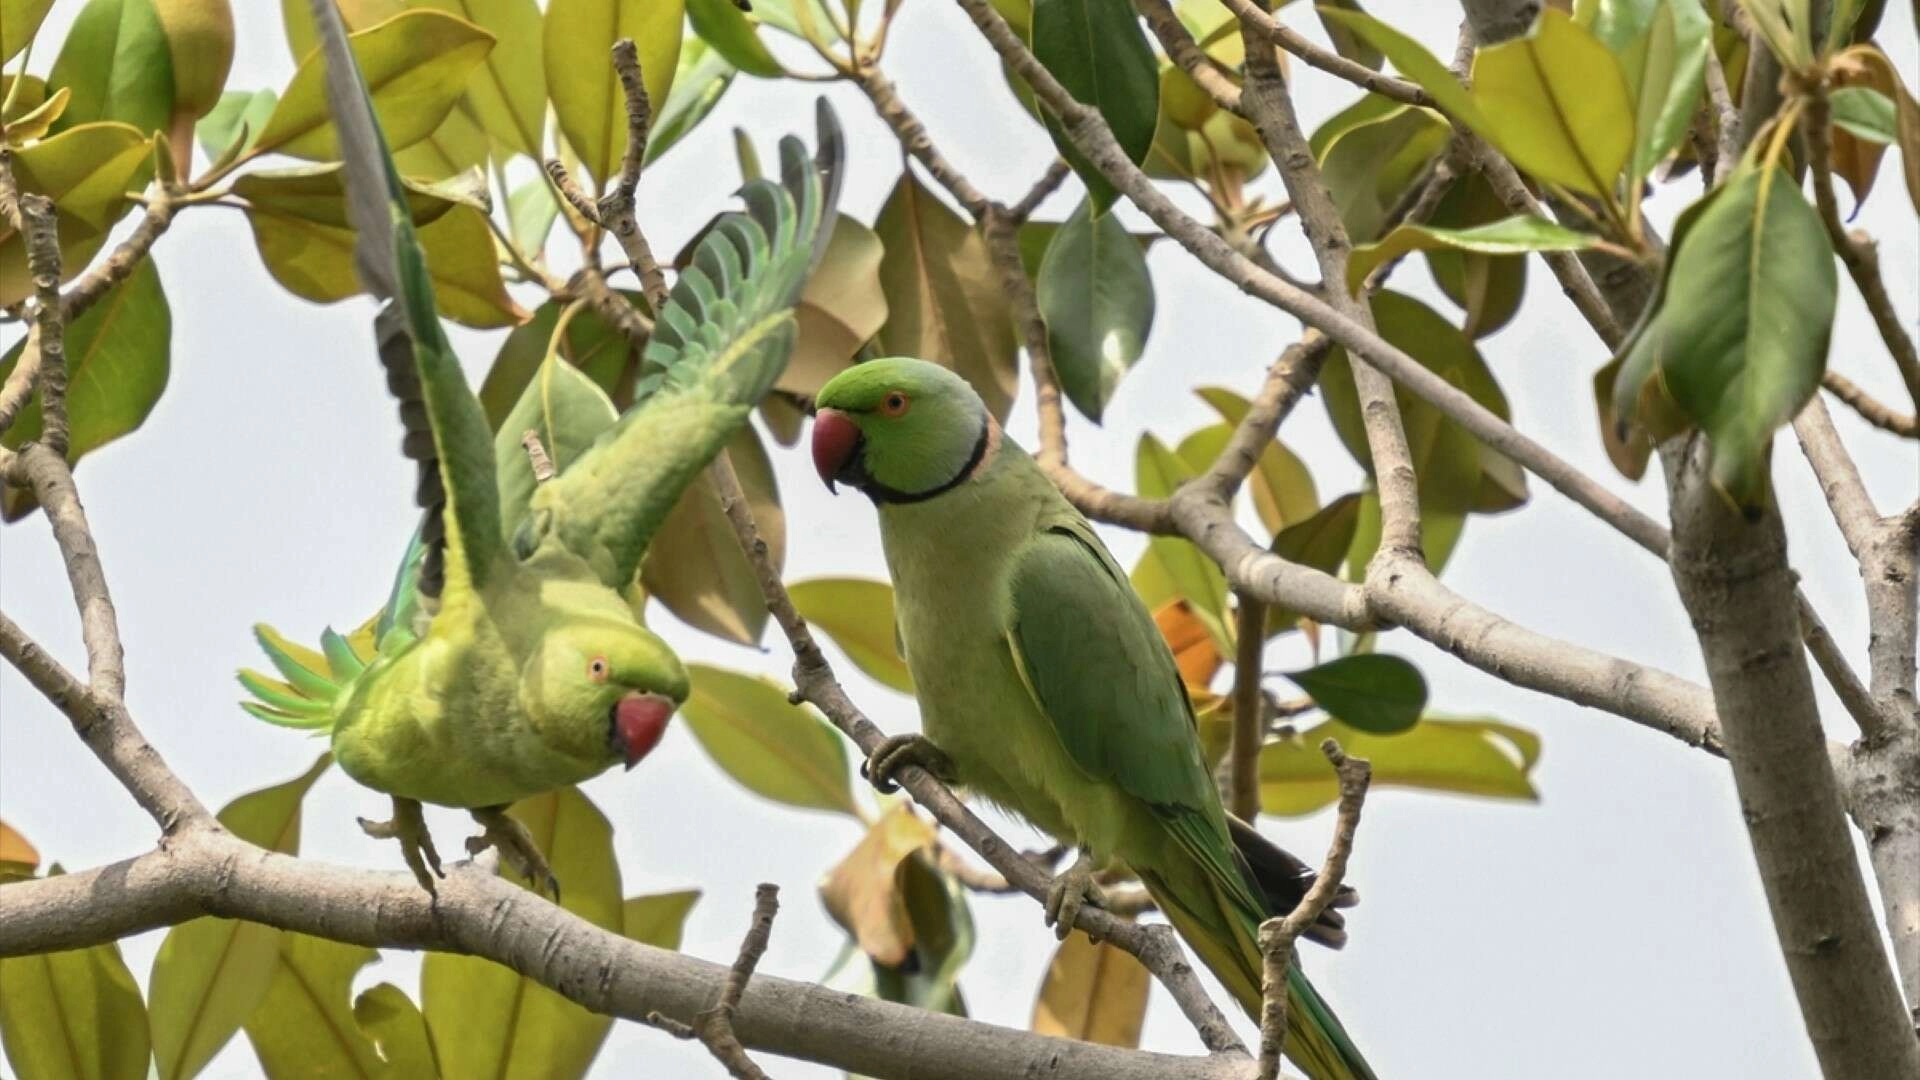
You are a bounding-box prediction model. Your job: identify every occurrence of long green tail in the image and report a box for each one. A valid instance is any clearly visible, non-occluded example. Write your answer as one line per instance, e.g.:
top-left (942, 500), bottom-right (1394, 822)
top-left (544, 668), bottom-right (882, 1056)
top-left (1140, 819), bottom-right (1378, 1080)
top-left (237, 620), bottom-right (376, 730)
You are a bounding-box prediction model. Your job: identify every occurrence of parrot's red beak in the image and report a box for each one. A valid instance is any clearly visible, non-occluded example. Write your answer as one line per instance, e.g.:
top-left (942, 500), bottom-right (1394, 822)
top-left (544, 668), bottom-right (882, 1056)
top-left (811, 408), bottom-right (861, 493)
top-left (613, 692), bottom-right (673, 770)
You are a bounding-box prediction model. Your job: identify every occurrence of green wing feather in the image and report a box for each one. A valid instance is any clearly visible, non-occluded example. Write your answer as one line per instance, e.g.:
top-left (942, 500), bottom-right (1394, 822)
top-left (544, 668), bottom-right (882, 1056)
top-left (1003, 521), bottom-right (1377, 1080)
top-left (523, 102), bottom-right (845, 589)
top-left (310, 0), bottom-right (500, 603)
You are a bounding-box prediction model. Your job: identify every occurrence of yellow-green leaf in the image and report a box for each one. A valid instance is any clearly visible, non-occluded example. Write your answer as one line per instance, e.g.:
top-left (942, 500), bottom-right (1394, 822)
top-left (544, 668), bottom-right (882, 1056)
top-left (1195, 387), bottom-right (1320, 534)
top-left (0, 929), bottom-right (150, 1080)
top-left (1130, 434), bottom-right (1228, 642)
top-left (681, 664), bottom-right (859, 816)
top-left (645, 35), bottom-right (734, 164)
top-left (687, 0), bottom-right (784, 77)
top-left (0, 0), bottom-right (54, 63)
top-left (153, 0), bottom-right (234, 122)
top-left (244, 201), bottom-right (526, 328)
top-left (195, 88), bottom-right (274, 159)
top-left (788, 577), bottom-right (915, 694)
top-left (0, 819), bottom-right (37, 871)
top-left (641, 425), bottom-right (783, 646)
top-left (544, 0), bottom-right (683, 189)
top-left (0, 259), bottom-right (170, 522)
top-left (46, 0), bottom-right (174, 135)
top-left (1315, 99), bottom-right (1450, 244)
top-left (1346, 214), bottom-right (1596, 294)
top-left (873, 171), bottom-right (1018, 421)
top-left (1316, 8), bottom-right (1489, 129)
top-left (0, 121), bottom-right (150, 305)
top-left (624, 890), bottom-right (702, 950)
top-left (414, 0), bottom-right (545, 158)
top-left (1260, 716), bottom-right (1541, 816)
top-left (1029, 934), bottom-right (1150, 1047)
top-left (256, 10), bottom-right (495, 160)
top-left (820, 805), bottom-right (939, 966)
top-left (479, 295), bottom-right (644, 424)
top-left (1469, 9), bottom-right (1634, 196)
top-left (353, 984), bottom-right (440, 1077)
top-left (149, 755), bottom-right (329, 1080)
top-left (242, 935), bottom-right (386, 1079)
top-left (492, 344), bottom-right (620, 539)
top-left (5, 86), bottom-right (70, 143)
top-left (422, 788), bottom-right (622, 1080)
top-left (278, 0), bottom-right (402, 58)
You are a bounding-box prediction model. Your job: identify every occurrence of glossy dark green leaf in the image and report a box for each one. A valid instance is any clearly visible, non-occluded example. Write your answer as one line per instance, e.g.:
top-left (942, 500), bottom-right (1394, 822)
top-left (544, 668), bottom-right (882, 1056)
top-left (1264, 493), bottom-right (1361, 634)
top-left (0, 919), bottom-right (150, 1080)
top-left (353, 984), bottom-right (440, 1077)
top-left (1282, 653), bottom-right (1427, 733)
top-left (1613, 165), bottom-right (1835, 508)
top-left (1261, 715), bottom-right (1540, 815)
top-left (242, 935), bottom-right (386, 1078)
top-left (1037, 197), bottom-right (1154, 422)
top-left (1317, 101), bottom-right (1449, 244)
top-left (46, 0), bottom-right (174, 136)
top-left (422, 788), bottom-right (622, 1080)
top-left (681, 664), bottom-right (860, 816)
top-left (1031, 0), bottom-right (1158, 210)
top-left (789, 578), bottom-right (915, 694)
top-left (0, 258), bottom-right (170, 521)
top-left (874, 172), bottom-right (1018, 420)
top-left (624, 890), bottom-right (702, 950)
top-left (149, 755), bottom-right (329, 1080)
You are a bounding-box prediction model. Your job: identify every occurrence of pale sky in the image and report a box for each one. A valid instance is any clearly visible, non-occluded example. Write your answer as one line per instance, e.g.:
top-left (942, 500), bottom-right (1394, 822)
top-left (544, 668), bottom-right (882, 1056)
top-left (2, 3), bottom-right (1916, 1078)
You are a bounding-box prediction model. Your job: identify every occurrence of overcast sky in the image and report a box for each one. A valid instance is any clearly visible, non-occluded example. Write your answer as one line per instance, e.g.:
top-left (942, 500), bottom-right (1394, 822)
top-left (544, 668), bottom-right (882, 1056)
top-left (3, 3), bottom-right (1916, 1078)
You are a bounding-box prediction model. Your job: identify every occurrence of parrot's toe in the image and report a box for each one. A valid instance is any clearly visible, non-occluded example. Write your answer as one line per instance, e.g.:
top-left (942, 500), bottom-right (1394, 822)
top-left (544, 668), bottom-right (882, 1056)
top-left (860, 733), bottom-right (957, 793)
top-left (360, 797), bottom-right (444, 894)
top-left (469, 806), bottom-right (562, 901)
top-left (1042, 852), bottom-right (1106, 942)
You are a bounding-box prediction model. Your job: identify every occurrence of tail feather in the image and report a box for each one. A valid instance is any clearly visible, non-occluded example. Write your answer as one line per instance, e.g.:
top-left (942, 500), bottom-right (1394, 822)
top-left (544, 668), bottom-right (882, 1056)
top-left (238, 620), bottom-right (379, 733)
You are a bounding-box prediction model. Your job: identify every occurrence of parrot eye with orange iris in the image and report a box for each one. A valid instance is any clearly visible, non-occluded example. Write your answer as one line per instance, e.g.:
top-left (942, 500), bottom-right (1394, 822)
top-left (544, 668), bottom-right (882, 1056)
top-left (588, 656), bottom-right (610, 683)
top-left (880, 390), bottom-right (911, 417)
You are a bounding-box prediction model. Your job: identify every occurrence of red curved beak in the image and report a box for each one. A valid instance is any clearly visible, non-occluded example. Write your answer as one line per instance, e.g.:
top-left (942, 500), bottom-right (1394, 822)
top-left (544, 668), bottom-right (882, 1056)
top-left (811, 408), bottom-right (860, 493)
top-left (614, 692), bottom-right (673, 770)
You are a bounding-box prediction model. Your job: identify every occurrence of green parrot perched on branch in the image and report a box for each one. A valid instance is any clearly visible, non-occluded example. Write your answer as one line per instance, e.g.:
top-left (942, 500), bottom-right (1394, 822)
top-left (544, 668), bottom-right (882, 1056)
top-left (238, 0), bottom-right (843, 893)
top-left (811, 358), bottom-right (1376, 1080)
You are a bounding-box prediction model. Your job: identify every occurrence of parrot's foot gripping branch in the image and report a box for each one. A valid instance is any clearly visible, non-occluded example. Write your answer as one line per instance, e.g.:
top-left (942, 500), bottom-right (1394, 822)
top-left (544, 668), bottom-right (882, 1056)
top-left (859, 733), bottom-right (957, 793)
top-left (1043, 851), bottom-right (1107, 943)
top-left (468, 805), bottom-right (562, 901)
top-left (358, 797), bottom-right (443, 894)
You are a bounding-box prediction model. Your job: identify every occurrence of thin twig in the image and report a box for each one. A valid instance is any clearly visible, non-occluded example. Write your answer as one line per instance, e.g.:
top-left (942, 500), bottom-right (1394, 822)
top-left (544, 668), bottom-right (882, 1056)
top-left (521, 431), bottom-right (556, 483)
top-left (1257, 740), bottom-right (1370, 1080)
top-left (1007, 159), bottom-right (1071, 223)
top-left (1229, 595), bottom-right (1267, 821)
top-left (1822, 370), bottom-right (1919, 437)
top-left (1217, 0), bottom-right (1431, 107)
top-left (684, 884), bottom-right (780, 1080)
top-left (1136, 0), bottom-right (1243, 113)
top-left (598, 39), bottom-right (672, 312)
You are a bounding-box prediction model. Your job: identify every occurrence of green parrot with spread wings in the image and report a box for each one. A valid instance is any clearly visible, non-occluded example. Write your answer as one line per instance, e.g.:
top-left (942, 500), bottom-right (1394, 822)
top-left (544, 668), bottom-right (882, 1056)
top-left (238, 1), bottom-right (842, 892)
top-left (811, 358), bottom-right (1376, 1080)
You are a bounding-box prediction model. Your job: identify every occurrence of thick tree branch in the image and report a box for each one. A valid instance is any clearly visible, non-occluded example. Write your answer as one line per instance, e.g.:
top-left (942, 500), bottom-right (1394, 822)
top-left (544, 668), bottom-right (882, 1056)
top-left (1257, 741), bottom-right (1369, 1080)
top-left (0, 840), bottom-right (1247, 1080)
top-left (1137, 0), bottom-right (1243, 113)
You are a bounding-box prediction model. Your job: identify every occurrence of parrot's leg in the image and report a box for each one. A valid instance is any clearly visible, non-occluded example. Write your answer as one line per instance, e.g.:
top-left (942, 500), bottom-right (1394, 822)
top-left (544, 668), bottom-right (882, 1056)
top-left (358, 797), bottom-right (444, 893)
top-left (1042, 851), bottom-right (1107, 942)
top-left (860, 733), bottom-right (957, 794)
top-left (467, 806), bottom-right (561, 900)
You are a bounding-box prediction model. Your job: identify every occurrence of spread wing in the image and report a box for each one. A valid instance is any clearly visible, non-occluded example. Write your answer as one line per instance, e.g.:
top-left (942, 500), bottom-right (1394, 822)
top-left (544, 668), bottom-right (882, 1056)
top-left (311, 0), bottom-right (499, 608)
top-left (523, 101), bottom-right (844, 589)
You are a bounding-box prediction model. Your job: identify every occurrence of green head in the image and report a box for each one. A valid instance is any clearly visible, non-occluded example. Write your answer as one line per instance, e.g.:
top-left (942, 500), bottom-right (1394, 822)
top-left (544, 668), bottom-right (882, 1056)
top-left (527, 618), bottom-right (690, 771)
top-left (811, 358), bottom-right (991, 503)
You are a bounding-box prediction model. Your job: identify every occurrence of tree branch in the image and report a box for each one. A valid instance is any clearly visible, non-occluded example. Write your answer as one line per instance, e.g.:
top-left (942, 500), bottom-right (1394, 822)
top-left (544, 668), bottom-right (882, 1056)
top-left (1822, 369), bottom-right (1919, 438)
top-left (1216, 0), bottom-right (1431, 108)
top-left (664, 884), bottom-right (779, 1080)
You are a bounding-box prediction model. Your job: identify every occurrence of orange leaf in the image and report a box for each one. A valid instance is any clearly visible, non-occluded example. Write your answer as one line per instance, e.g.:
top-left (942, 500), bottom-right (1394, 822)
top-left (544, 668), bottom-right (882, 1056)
top-left (1153, 599), bottom-right (1222, 690)
top-left (819, 805), bottom-right (938, 966)
top-left (1030, 933), bottom-right (1151, 1046)
top-left (0, 819), bottom-right (37, 871)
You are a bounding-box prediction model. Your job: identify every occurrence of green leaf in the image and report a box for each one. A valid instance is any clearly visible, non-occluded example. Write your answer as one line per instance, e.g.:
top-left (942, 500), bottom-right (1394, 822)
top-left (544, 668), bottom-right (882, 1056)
top-left (1315, 8), bottom-right (1489, 129)
top-left (1031, 0), bottom-right (1159, 211)
top-left (1591, 0), bottom-right (1711, 184)
top-left (1419, 170), bottom-right (1535, 339)
top-left (1316, 100), bottom-right (1449, 244)
top-left (243, 200), bottom-right (526, 328)
top-left (0, 122), bottom-right (151, 308)
top-left (1282, 653), bottom-right (1427, 733)
top-left (149, 756), bottom-right (329, 1080)
top-left (1592, 355), bottom-right (1653, 480)
top-left (0, 258), bottom-right (169, 521)
top-left (545, 0), bottom-right (682, 189)
top-left (1319, 291), bottom-right (1527, 517)
top-left (0, 0), bottom-right (54, 63)
top-left (46, 0), bottom-right (174, 136)
top-left (232, 163), bottom-right (467, 227)
top-left (255, 10), bottom-right (494, 160)
top-left (352, 985), bottom-right (440, 1078)
top-left (242, 935), bottom-right (386, 1078)
top-left (277, 0), bottom-right (401, 58)
top-left (2, 86), bottom-right (70, 143)
top-left (1037, 197), bottom-right (1154, 422)
top-left (1308, 90), bottom-right (1404, 162)
top-left (873, 171), bottom-right (1018, 420)
top-left (1347, 212), bottom-right (1597, 294)
top-left (195, 88), bottom-right (275, 159)
top-left (687, 0), bottom-right (784, 77)
top-left (492, 347), bottom-right (620, 540)
top-left (479, 296), bottom-right (642, 424)
top-left (788, 577), bottom-right (915, 694)
top-left (1343, 484), bottom-right (1466, 580)
top-left (0, 921), bottom-right (150, 1080)
top-left (1612, 165), bottom-right (1836, 508)
top-left (1194, 387), bottom-right (1319, 536)
top-left (507, 176), bottom-right (559, 257)
top-left (1260, 716), bottom-right (1540, 815)
top-left (1265, 492), bottom-right (1362, 633)
top-left (641, 425), bottom-right (784, 646)
top-left (1130, 434), bottom-right (1228, 644)
top-left (1831, 85), bottom-right (1896, 143)
top-left (422, 0), bottom-right (545, 159)
top-left (422, 788), bottom-right (622, 1080)
top-left (1314, 0), bottom-right (1383, 70)
top-left (1469, 9), bottom-right (1635, 196)
top-left (681, 663), bottom-right (859, 816)
top-left (624, 890), bottom-right (702, 950)
top-left (645, 36), bottom-right (735, 164)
